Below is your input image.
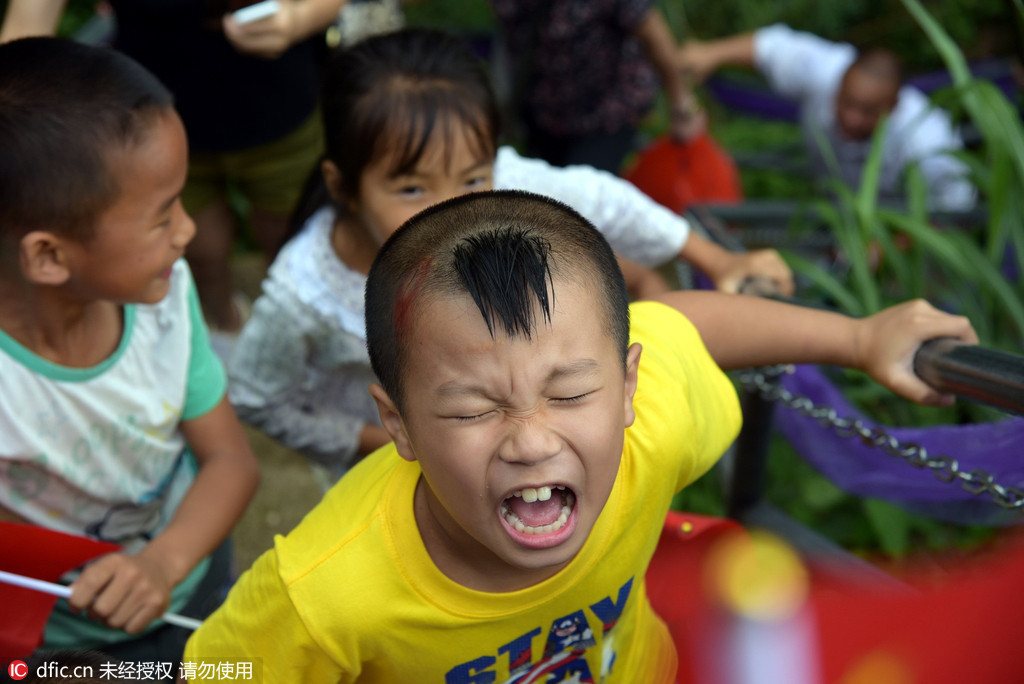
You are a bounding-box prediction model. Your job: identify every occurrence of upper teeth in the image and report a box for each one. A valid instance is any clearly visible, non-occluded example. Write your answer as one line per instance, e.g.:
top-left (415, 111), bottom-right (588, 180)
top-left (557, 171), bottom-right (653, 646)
top-left (513, 485), bottom-right (566, 502)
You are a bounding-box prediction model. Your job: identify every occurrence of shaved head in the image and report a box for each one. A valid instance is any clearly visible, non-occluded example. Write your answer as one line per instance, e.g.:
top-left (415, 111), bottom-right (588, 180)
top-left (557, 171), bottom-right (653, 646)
top-left (365, 190), bottom-right (630, 413)
top-left (850, 47), bottom-right (903, 87)
top-left (836, 48), bottom-right (902, 141)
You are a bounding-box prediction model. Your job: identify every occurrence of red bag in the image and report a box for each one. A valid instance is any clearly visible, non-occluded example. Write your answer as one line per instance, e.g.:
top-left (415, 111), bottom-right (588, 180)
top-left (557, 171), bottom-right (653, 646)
top-left (624, 133), bottom-right (743, 213)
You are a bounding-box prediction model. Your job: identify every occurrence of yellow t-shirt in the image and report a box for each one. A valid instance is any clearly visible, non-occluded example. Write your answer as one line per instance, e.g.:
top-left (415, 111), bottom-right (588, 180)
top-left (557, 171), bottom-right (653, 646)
top-left (185, 301), bottom-right (741, 682)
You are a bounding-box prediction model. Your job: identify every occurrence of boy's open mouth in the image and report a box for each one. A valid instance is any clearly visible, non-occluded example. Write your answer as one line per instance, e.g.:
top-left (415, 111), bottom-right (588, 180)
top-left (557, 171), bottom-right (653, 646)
top-left (500, 485), bottom-right (577, 539)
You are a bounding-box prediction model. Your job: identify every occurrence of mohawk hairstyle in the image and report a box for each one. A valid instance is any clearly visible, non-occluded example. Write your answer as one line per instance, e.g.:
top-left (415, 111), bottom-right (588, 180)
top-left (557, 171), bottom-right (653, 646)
top-left (366, 190), bottom-right (630, 413)
top-left (452, 226), bottom-right (554, 340)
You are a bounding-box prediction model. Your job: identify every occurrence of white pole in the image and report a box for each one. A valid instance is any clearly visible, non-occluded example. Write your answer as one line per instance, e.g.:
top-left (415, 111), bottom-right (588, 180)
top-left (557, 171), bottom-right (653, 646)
top-left (0, 569), bottom-right (203, 631)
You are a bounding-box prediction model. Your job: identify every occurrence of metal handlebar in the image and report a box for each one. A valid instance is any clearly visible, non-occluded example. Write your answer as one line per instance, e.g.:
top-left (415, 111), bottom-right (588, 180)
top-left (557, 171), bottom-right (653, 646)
top-left (914, 338), bottom-right (1024, 416)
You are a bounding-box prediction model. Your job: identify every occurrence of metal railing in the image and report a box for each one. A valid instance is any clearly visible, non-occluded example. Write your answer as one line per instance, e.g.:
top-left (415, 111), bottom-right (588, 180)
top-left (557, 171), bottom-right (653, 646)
top-left (685, 201), bottom-right (990, 254)
top-left (914, 338), bottom-right (1024, 415)
top-left (682, 202), bottom-right (1023, 570)
top-left (719, 337), bottom-right (1024, 584)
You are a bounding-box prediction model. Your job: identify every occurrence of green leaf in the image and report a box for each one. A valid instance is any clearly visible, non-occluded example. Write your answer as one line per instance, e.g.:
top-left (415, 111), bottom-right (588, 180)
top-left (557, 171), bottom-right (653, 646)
top-left (862, 498), bottom-right (911, 557)
top-left (855, 117), bottom-right (889, 228)
top-left (901, 0), bottom-right (970, 85)
top-left (948, 234), bottom-right (1024, 339)
top-left (882, 211), bottom-right (1024, 339)
top-left (818, 190), bottom-right (882, 313)
top-left (984, 152), bottom-right (1011, 261)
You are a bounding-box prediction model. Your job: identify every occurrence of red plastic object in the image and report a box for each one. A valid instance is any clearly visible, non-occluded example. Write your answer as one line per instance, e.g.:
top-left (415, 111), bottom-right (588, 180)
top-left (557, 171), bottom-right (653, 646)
top-left (646, 511), bottom-right (746, 684)
top-left (0, 522), bottom-right (120, 659)
top-left (624, 133), bottom-right (743, 213)
top-left (808, 535), bottom-right (1024, 683)
top-left (647, 509), bottom-right (1024, 683)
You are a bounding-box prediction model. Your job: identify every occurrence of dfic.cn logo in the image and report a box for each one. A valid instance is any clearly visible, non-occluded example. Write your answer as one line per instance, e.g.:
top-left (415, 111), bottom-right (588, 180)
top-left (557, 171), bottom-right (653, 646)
top-left (7, 660), bottom-right (28, 680)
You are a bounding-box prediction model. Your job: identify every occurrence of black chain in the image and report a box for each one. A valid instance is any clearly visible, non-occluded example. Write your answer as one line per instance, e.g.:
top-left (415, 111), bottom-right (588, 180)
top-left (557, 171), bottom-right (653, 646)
top-left (738, 365), bottom-right (1024, 511)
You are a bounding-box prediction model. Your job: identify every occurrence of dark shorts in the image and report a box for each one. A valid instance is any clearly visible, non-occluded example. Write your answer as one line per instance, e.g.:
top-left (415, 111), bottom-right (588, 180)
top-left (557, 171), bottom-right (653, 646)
top-left (182, 112), bottom-right (324, 217)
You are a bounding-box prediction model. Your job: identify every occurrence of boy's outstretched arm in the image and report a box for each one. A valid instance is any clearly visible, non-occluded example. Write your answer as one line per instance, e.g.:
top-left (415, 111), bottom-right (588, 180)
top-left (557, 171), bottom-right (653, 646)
top-left (68, 397), bottom-right (260, 634)
top-left (677, 31), bottom-right (759, 85)
top-left (654, 291), bottom-right (978, 406)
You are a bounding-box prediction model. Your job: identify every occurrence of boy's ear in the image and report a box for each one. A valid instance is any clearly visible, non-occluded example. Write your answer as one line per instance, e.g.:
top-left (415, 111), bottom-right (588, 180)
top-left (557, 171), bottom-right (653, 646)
top-left (321, 159), bottom-right (349, 206)
top-left (19, 231), bottom-right (72, 286)
top-left (369, 383), bottom-right (416, 462)
top-left (622, 343), bottom-right (642, 428)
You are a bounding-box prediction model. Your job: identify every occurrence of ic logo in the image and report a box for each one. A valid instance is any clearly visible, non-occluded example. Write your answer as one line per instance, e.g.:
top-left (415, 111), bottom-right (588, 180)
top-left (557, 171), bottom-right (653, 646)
top-left (7, 660), bottom-right (28, 680)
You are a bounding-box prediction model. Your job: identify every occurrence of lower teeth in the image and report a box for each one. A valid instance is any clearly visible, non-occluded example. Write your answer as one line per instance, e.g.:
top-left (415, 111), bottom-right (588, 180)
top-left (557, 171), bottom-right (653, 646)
top-left (502, 492), bottom-right (574, 535)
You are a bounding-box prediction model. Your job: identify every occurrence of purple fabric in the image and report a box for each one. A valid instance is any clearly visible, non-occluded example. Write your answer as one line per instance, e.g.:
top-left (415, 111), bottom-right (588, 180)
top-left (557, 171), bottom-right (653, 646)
top-left (1002, 243), bottom-right (1020, 283)
top-left (773, 364), bottom-right (1024, 525)
top-left (906, 58), bottom-right (1018, 102)
top-left (705, 74), bottom-right (799, 122)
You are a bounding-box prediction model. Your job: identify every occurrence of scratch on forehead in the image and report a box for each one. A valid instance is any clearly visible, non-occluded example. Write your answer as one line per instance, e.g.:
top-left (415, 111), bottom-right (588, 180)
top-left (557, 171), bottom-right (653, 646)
top-left (394, 256), bottom-right (433, 334)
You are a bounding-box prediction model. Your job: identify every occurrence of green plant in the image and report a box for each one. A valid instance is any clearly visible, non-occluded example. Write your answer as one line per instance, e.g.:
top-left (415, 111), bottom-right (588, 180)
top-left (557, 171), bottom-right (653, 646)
top-left (784, 0), bottom-right (1024, 355)
top-left (674, 0), bottom-right (1024, 556)
top-left (403, 1), bottom-right (496, 35)
top-left (776, 0), bottom-right (1023, 551)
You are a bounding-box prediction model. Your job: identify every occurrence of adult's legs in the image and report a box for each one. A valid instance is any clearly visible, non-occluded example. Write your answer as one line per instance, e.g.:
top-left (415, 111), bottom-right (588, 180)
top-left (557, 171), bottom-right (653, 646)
top-left (238, 111), bottom-right (323, 261)
top-left (247, 207), bottom-right (290, 261)
top-left (184, 112), bottom-right (322, 335)
top-left (558, 127), bottom-right (636, 174)
top-left (523, 116), bottom-right (637, 174)
top-left (185, 199), bottom-right (241, 332)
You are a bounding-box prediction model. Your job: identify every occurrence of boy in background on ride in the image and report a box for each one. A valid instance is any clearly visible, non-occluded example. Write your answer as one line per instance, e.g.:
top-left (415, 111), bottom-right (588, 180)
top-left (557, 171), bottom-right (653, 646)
top-left (678, 23), bottom-right (976, 211)
top-left (0, 38), bottom-right (258, 660)
top-left (186, 189), bottom-right (976, 681)
top-left (227, 28), bottom-right (793, 479)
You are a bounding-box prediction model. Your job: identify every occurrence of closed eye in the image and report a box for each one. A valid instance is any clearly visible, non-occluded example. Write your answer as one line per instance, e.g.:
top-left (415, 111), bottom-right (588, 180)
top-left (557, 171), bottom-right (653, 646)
top-left (446, 409), bottom-right (497, 423)
top-left (551, 393), bottom-right (591, 405)
top-left (452, 410), bottom-right (494, 423)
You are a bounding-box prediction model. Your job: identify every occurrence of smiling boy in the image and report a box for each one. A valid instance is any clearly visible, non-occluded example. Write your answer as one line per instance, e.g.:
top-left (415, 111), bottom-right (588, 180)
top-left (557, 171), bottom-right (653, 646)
top-left (0, 37), bottom-right (259, 659)
top-left (184, 190), bottom-right (975, 681)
